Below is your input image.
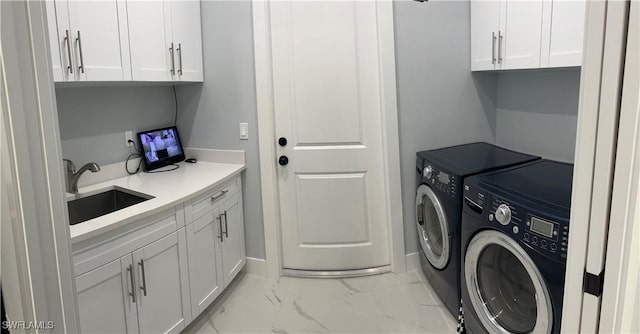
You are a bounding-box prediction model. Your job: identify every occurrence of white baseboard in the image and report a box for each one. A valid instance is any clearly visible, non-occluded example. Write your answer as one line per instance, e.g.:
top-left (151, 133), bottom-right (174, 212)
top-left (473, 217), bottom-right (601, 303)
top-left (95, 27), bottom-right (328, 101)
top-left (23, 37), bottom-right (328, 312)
top-left (244, 254), bottom-right (419, 277)
top-left (244, 257), bottom-right (267, 276)
top-left (405, 252), bottom-right (421, 272)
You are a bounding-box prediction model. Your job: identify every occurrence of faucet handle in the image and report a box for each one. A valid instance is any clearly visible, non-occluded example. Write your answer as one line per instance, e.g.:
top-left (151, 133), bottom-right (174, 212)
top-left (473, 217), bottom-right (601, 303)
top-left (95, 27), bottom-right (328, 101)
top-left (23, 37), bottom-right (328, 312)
top-left (63, 159), bottom-right (76, 173)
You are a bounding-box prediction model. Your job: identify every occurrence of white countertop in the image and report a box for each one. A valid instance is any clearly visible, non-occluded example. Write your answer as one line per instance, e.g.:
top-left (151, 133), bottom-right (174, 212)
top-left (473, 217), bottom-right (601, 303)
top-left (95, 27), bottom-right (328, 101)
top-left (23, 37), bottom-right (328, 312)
top-left (69, 161), bottom-right (246, 243)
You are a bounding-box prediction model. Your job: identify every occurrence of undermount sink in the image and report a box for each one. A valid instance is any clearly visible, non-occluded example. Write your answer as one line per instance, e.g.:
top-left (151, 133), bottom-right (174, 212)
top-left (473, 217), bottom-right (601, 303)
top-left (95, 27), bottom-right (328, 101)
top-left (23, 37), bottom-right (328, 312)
top-left (68, 188), bottom-right (154, 225)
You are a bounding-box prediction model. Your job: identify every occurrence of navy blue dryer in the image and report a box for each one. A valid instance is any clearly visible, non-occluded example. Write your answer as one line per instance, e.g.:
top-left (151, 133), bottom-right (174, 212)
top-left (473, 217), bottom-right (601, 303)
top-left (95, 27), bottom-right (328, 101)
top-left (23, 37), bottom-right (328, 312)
top-left (461, 160), bottom-right (574, 334)
top-left (415, 143), bottom-right (539, 318)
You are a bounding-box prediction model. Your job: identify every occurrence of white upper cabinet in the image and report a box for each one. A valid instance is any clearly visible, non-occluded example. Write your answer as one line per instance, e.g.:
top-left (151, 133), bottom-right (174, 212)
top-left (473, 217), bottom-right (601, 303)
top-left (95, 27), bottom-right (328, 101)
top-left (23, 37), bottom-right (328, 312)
top-left (46, 0), bottom-right (64, 82)
top-left (46, 0), bottom-right (202, 83)
top-left (127, 1), bottom-right (173, 81)
top-left (169, 0), bottom-right (204, 82)
top-left (49, 0), bottom-right (131, 82)
top-left (501, 1), bottom-right (544, 70)
top-left (471, 0), bottom-right (501, 71)
top-left (471, 0), bottom-right (585, 71)
top-left (540, 0), bottom-right (586, 67)
top-left (127, 0), bottom-right (203, 82)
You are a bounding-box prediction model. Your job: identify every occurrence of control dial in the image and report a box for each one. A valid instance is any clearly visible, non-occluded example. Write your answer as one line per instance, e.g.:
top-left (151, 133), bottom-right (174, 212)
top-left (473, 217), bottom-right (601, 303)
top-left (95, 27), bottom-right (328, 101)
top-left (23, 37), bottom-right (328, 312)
top-left (495, 204), bottom-right (512, 225)
top-left (423, 165), bottom-right (434, 179)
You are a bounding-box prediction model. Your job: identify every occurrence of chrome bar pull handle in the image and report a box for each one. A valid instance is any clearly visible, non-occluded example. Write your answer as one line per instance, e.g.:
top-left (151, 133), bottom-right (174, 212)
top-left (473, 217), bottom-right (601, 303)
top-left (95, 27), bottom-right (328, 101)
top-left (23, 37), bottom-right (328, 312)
top-left (498, 30), bottom-right (503, 64)
top-left (169, 42), bottom-right (175, 75)
top-left (211, 189), bottom-right (229, 202)
top-left (216, 215), bottom-right (224, 242)
top-left (138, 259), bottom-right (147, 296)
top-left (64, 30), bottom-right (73, 74)
top-left (76, 31), bottom-right (85, 73)
top-left (177, 43), bottom-right (183, 75)
top-left (127, 264), bottom-right (136, 303)
top-left (223, 210), bottom-right (229, 238)
top-left (491, 32), bottom-right (496, 65)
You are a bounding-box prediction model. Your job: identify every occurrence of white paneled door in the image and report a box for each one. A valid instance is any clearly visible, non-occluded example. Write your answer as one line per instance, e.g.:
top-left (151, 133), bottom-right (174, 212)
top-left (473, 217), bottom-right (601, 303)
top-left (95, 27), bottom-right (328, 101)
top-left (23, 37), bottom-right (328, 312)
top-left (270, 1), bottom-right (390, 271)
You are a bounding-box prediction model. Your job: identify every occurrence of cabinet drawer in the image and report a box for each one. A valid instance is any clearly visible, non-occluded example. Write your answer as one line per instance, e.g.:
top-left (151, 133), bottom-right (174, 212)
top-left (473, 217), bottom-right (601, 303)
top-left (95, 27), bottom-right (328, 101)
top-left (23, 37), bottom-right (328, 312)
top-left (73, 206), bottom-right (183, 276)
top-left (187, 177), bottom-right (239, 222)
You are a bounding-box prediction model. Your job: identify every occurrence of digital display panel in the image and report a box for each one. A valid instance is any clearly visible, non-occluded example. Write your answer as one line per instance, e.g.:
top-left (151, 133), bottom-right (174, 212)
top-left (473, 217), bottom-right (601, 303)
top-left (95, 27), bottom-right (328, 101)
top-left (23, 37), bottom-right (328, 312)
top-left (530, 217), bottom-right (554, 238)
top-left (137, 126), bottom-right (185, 171)
top-left (438, 172), bottom-right (450, 184)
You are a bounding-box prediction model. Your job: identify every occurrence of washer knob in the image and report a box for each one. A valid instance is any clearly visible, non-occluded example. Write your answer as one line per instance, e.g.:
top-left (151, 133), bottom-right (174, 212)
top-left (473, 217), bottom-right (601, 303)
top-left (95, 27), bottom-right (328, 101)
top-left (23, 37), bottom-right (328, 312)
top-left (495, 204), bottom-right (511, 225)
top-left (423, 165), bottom-right (434, 179)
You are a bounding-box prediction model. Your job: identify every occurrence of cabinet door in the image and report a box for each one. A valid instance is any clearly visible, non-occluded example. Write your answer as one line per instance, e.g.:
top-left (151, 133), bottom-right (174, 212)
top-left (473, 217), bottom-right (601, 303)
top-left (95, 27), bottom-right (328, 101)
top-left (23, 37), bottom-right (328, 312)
top-left (540, 0), bottom-right (586, 67)
top-left (501, 0), bottom-right (544, 69)
top-left (75, 255), bottom-right (139, 334)
top-left (66, 0), bottom-right (131, 81)
top-left (133, 230), bottom-right (191, 334)
top-left (471, 0), bottom-right (501, 71)
top-left (127, 0), bottom-right (173, 81)
top-left (169, 0), bottom-right (203, 82)
top-left (220, 192), bottom-right (246, 286)
top-left (45, 0), bottom-right (65, 82)
top-left (185, 211), bottom-right (223, 318)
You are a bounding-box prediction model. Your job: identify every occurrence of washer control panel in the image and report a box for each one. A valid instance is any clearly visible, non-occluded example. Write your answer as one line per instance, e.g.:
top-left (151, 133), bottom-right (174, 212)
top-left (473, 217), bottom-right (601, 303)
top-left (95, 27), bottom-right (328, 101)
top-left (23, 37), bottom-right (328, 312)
top-left (491, 196), bottom-right (567, 262)
top-left (421, 163), bottom-right (457, 198)
top-left (463, 183), bottom-right (569, 262)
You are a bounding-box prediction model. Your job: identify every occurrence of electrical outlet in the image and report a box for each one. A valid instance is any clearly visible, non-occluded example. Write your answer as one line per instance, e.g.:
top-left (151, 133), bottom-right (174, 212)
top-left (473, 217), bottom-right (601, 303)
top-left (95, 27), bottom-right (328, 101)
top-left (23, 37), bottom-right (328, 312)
top-left (125, 131), bottom-right (134, 147)
top-left (239, 123), bottom-right (249, 140)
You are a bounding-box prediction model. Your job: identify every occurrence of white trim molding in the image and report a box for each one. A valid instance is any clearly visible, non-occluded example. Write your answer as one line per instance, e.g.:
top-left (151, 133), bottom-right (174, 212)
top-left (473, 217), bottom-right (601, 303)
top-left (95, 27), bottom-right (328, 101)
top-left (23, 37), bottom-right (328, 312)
top-left (243, 257), bottom-right (267, 277)
top-left (253, 0), bottom-right (283, 278)
top-left (561, 1), bottom-right (607, 331)
top-left (562, 1), bottom-right (632, 332)
top-left (405, 252), bottom-right (421, 273)
top-left (252, 0), bottom-right (405, 277)
top-left (1, 1), bottom-right (79, 331)
top-left (599, 2), bottom-right (640, 332)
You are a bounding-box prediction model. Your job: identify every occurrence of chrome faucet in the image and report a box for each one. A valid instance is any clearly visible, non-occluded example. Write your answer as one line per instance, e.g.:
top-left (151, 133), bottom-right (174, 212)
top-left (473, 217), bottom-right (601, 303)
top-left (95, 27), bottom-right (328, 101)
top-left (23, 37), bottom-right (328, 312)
top-left (63, 159), bottom-right (101, 193)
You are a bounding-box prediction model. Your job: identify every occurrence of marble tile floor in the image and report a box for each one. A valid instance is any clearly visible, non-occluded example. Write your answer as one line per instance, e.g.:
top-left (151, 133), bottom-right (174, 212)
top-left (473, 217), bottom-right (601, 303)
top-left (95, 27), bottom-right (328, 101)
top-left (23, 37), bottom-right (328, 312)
top-left (182, 270), bottom-right (458, 334)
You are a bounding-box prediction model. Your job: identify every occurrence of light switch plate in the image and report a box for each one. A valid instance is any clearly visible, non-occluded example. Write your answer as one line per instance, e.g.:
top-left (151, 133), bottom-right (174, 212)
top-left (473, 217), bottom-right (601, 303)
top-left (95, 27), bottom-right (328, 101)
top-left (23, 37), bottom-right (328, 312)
top-left (239, 123), bottom-right (249, 140)
top-left (125, 131), bottom-right (134, 147)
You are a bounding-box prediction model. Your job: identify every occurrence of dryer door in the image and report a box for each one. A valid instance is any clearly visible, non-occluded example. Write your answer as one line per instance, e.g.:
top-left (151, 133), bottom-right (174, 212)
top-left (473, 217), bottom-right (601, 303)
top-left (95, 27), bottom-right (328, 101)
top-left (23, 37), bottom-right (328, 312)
top-left (464, 230), bottom-right (553, 334)
top-left (415, 184), bottom-right (450, 269)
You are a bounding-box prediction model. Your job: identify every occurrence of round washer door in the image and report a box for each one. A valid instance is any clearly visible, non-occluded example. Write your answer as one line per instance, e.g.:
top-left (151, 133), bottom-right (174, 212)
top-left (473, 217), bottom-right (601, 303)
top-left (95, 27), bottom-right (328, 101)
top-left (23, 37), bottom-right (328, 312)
top-left (415, 184), bottom-right (450, 269)
top-left (465, 230), bottom-right (553, 334)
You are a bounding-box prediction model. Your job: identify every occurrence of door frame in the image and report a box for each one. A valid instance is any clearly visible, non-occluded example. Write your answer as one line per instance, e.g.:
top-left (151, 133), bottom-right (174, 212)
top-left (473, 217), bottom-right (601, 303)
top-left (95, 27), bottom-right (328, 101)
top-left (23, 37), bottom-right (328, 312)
top-left (1, 1), bottom-right (79, 332)
top-left (598, 1), bottom-right (640, 331)
top-left (561, 0), bottom-right (635, 332)
top-left (252, 0), bottom-right (405, 277)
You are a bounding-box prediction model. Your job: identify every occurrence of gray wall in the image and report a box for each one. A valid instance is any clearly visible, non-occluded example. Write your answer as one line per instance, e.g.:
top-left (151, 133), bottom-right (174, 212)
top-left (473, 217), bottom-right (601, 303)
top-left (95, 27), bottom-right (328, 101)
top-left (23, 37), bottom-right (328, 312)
top-left (54, 1), bottom-right (580, 261)
top-left (57, 86), bottom-right (176, 165)
top-left (394, 0), bottom-right (496, 254)
top-left (176, 1), bottom-right (265, 260)
top-left (495, 69), bottom-right (581, 162)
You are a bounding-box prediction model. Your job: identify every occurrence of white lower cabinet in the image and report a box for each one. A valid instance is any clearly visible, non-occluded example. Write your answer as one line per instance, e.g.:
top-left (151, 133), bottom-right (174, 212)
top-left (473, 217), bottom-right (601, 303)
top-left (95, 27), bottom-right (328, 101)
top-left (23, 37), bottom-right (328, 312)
top-left (75, 229), bottom-right (191, 334)
top-left (133, 230), bottom-right (191, 334)
top-left (185, 211), bottom-right (224, 318)
top-left (75, 256), bottom-right (138, 333)
top-left (185, 178), bottom-right (245, 318)
top-left (219, 192), bottom-right (246, 286)
top-left (74, 176), bottom-right (245, 332)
